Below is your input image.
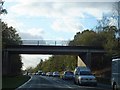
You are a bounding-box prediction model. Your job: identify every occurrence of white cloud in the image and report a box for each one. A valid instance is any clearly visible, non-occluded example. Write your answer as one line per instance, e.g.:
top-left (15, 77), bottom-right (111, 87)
top-left (109, 17), bottom-right (118, 26)
top-left (4, 1), bottom-right (119, 70)
top-left (21, 54), bottom-right (51, 70)
top-left (1, 16), bottom-right (24, 30)
top-left (51, 18), bottom-right (84, 32)
top-left (7, 0), bottom-right (119, 2)
top-left (9, 2), bottom-right (115, 18)
top-left (19, 28), bottom-right (44, 37)
top-left (65, 8), bottom-right (85, 18)
top-left (10, 2), bottom-right (52, 17)
top-left (8, 1), bottom-right (116, 33)
top-left (19, 32), bottom-right (44, 40)
top-left (2, 17), bottom-right (45, 40)
top-left (3, 1), bottom-right (117, 37)
top-left (18, 28), bottom-right (45, 40)
top-left (84, 8), bottom-right (103, 19)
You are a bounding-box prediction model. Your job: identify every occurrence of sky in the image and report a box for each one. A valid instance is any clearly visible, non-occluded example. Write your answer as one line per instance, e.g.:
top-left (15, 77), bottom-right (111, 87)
top-left (1, 0), bottom-right (119, 70)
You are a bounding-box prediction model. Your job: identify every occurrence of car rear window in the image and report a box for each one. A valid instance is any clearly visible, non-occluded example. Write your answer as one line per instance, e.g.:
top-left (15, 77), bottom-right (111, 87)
top-left (65, 72), bottom-right (73, 75)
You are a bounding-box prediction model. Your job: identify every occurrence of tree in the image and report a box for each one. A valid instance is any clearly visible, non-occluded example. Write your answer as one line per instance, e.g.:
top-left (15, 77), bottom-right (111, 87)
top-left (111, 2), bottom-right (120, 36)
top-left (25, 67), bottom-right (34, 73)
top-left (33, 55), bottom-right (77, 73)
top-left (2, 22), bottom-right (22, 47)
top-left (95, 2), bottom-right (120, 54)
top-left (33, 59), bottom-right (43, 72)
top-left (2, 21), bottom-right (22, 76)
top-left (69, 30), bottom-right (100, 46)
top-left (0, 0), bottom-right (7, 15)
top-left (102, 26), bottom-right (118, 55)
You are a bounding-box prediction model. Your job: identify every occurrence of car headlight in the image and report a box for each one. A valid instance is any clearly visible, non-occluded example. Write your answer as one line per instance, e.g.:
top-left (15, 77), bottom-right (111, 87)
top-left (92, 78), bottom-right (97, 81)
top-left (81, 78), bottom-right (84, 80)
top-left (92, 78), bottom-right (96, 80)
top-left (80, 78), bottom-right (86, 80)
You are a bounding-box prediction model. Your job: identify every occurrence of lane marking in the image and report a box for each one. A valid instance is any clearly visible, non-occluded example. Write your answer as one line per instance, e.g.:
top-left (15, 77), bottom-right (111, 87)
top-left (38, 76), bottom-right (57, 88)
top-left (44, 76), bottom-right (73, 88)
top-left (16, 75), bottom-right (33, 90)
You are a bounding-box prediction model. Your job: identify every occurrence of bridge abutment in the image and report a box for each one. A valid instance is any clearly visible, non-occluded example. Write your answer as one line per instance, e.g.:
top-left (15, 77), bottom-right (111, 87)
top-left (86, 52), bottom-right (91, 69)
top-left (77, 56), bottom-right (86, 67)
top-left (77, 52), bottom-right (91, 69)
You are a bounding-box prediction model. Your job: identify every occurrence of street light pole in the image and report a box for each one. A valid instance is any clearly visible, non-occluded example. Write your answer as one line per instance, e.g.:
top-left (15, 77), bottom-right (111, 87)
top-left (118, 1), bottom-right (120, 54)
top-left (118, 1), bottom-right (120, 37)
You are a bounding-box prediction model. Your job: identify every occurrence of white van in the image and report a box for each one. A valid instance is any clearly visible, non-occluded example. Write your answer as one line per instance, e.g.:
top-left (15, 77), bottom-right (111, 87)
top-left (111, 57), bottom-right (120, 90)
top-left (74, 66), bottom-right (97, 86)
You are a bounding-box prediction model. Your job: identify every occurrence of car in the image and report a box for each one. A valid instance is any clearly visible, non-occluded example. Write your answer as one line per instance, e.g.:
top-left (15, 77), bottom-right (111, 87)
top-left (41, 72), bottom-right (46, 76)
top-left (74, 66), bottom-right (97, 86)
top-left (28, 72), bottom-right (32, 75)
top-left (62, 71), bottom-right (74, 80)
top-left (46, 72), bottom-right (50, 76)
top-left (53, 71), bottom-right (60, 77)
top-left (111, 56), bottom-right (120, 90)
top-left (38, 70), bottom-right (42, 75)
top-left (46, 72), bottom-right (53, 76)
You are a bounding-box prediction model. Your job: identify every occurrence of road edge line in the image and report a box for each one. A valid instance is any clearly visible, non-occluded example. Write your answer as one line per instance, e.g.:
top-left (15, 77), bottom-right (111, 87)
top-left (16, 75), bottom-right (32, 90)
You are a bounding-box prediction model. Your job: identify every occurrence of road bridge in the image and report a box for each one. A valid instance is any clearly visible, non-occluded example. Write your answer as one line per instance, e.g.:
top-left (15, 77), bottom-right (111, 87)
top-left (3, 40), bottom-right (106, 75)
top-left (5, 45), bottom-right (105, 54)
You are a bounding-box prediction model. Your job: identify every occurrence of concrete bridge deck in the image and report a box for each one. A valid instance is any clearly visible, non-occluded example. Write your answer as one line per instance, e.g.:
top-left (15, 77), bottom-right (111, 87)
top-left (4, 45), bottom-right (105, 55)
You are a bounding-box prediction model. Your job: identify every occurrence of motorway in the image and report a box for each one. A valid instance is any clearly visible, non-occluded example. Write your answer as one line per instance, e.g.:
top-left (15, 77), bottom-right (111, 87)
top-left (17, 75), bottom-right (112, 90)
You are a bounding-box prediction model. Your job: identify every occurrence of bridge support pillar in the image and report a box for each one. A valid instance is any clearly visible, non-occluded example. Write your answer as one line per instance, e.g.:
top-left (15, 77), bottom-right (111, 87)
top-left (3, 50), bottom-right (9, 75)
top-left (86, 52), bottom-right (91, 69)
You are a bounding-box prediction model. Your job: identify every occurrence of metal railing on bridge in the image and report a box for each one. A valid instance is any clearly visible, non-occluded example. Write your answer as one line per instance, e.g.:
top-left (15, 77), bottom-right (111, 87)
top-left (21, 40), bottom-right (70, 46)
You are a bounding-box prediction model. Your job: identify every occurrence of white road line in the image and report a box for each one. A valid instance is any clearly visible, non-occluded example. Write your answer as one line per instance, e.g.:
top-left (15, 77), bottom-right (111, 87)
top-left (48, 77), bottom-right (73, 88)
top-left (56, 80), bottom-right (73, 88)
top-left (16, 75), bottom-right (32, 90)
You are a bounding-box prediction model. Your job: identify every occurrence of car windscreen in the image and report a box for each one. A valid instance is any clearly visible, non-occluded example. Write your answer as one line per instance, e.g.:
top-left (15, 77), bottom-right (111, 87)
top-left (54, 72), bottom-right (59, 74)
top-left (80, 71), bottom-right (92, 75)
top-left (65, 72), bottom-right (74, 75)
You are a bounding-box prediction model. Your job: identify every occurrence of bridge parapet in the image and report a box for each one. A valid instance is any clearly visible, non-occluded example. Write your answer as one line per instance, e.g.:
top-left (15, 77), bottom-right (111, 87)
top-left (21, 40), bottom-right (70, 46)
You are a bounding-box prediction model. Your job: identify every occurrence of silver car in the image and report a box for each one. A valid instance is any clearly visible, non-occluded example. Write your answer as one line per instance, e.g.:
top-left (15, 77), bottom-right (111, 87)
top-left (47, 72), bottom-right (53, 77)
top-left (62, 71), bottom-right (74, 80)
top-left (111, 57), bottom-right (120, 90)
top-left (74, 67), bottom-right (97, 86)
top-left (53, 71), bottom-right (60, 77)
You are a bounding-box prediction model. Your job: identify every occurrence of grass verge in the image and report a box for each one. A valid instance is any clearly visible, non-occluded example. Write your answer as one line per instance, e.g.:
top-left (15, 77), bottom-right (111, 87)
top-left (2, 75), bottom-right (31, 90)
top-left (96, 77), bottom-right (111, 85)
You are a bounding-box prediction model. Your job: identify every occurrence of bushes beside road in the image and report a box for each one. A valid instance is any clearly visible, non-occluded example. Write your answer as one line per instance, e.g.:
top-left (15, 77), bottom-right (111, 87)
top-left (2, 75), bottom-right (31, 89)
top-left (96, 77), bottom-right (111, 85)
top-left (93, 68), bottom-right (111, 85)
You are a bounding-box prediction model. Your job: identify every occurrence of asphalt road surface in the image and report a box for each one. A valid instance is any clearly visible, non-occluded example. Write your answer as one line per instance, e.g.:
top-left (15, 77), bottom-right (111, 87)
top-left (16, 75), bottom-right (112, 90)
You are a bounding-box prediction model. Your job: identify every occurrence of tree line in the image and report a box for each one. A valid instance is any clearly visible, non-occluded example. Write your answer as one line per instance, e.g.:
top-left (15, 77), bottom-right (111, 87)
top-left (2, 5), bottom-right (120, 76)
top-left (32, 25), bottom-right (119, 73)
top-left (32, 14), bottom-right (120, 76)
top-left (2, 21), bottom-right (23, 76)
top-left (2, 21), bottom-right (120, 76)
